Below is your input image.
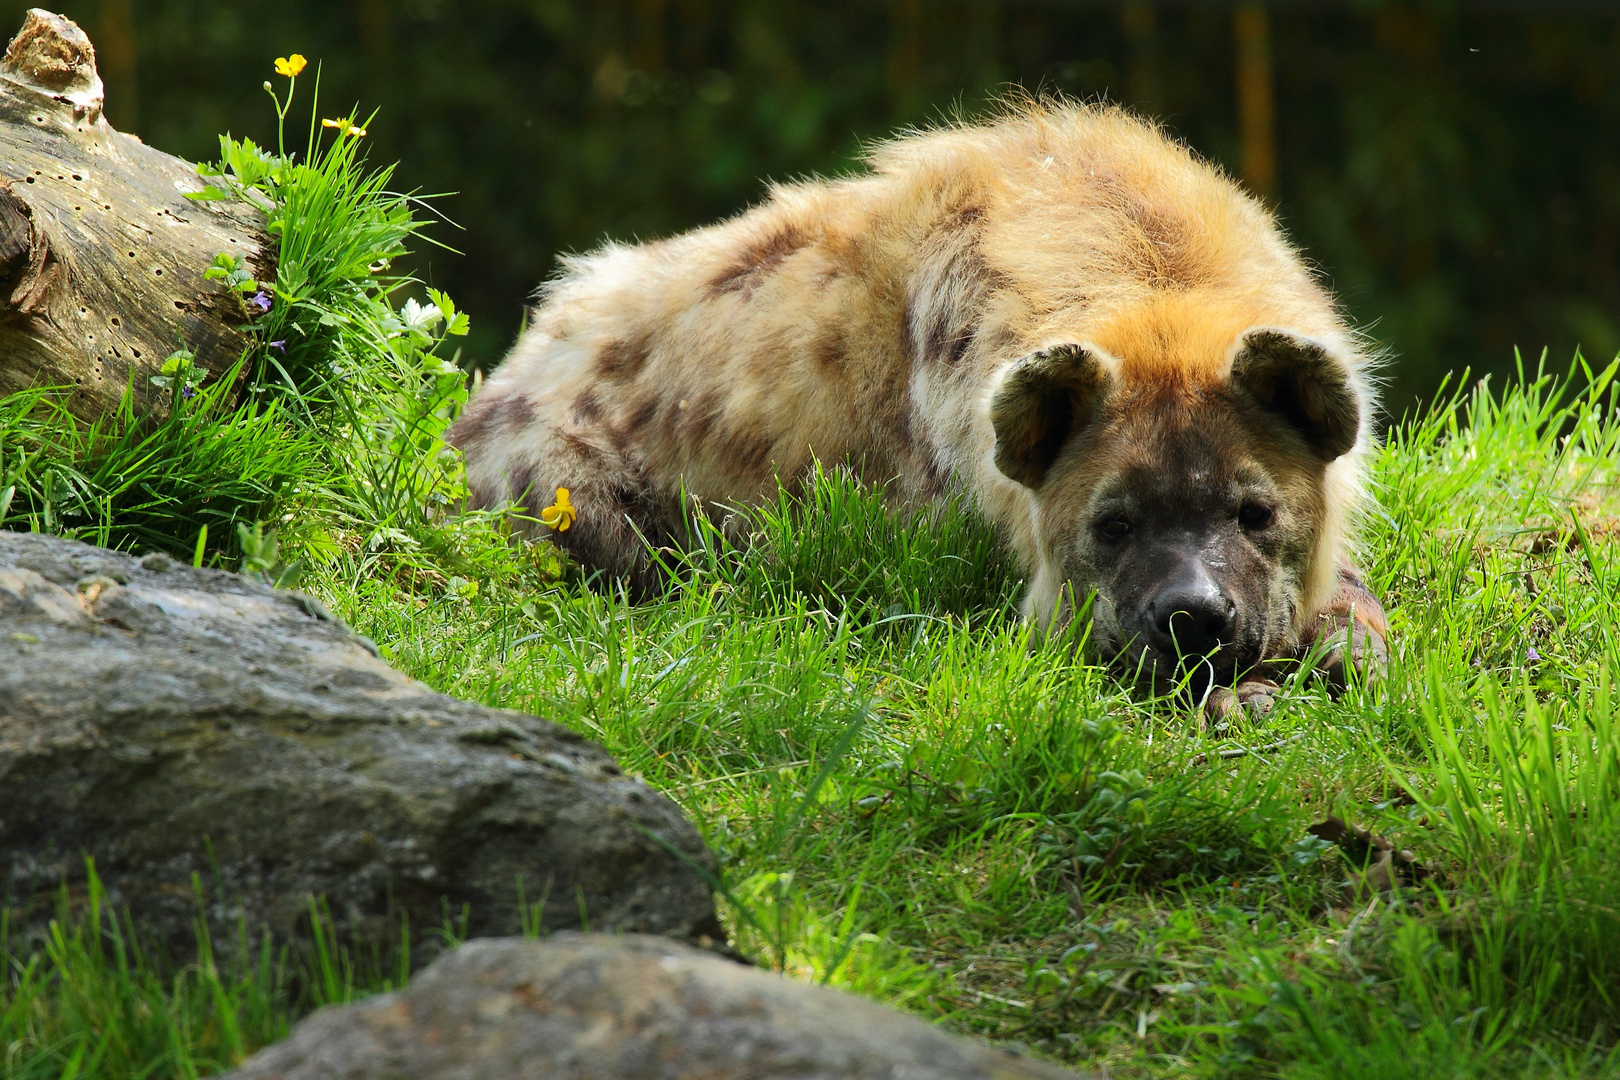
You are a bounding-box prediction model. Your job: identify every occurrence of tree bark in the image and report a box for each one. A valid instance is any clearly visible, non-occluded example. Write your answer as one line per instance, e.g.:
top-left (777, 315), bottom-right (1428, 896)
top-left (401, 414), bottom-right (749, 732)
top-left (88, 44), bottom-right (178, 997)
top-left (0, 8), bottom-right (273, 421)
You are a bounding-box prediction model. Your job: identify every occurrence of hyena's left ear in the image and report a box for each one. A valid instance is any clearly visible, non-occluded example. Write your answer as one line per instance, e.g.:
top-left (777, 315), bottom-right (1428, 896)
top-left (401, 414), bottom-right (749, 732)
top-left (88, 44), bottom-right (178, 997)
top-left (989, 344), bottom-right (1112, 489)
top-left (1229, 329), bottom-right (1361, 461)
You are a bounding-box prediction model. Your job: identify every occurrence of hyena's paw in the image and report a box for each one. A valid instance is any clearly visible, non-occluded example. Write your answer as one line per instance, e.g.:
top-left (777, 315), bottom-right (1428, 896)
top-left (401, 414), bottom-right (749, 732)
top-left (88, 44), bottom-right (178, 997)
top-left (1308, 565), bottom-right (1390, 691)
top-left (1203, 677), bottom-right (1281, 727)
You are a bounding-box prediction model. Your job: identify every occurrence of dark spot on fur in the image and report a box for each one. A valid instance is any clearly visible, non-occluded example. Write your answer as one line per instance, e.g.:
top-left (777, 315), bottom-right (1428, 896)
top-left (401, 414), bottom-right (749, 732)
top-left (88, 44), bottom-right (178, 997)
top-left (715, 423), bottom-right (775, 477)
top-left (444, 393), bottom-right (536, 449)
top-left (812, 333), bottom-right (847, 370)
top-left (908, 210), bottom-right (1000, 371)
top-left (920, 307), bottom-right (974, 369)
top-left (709, 225), bottom-right (807, 299)
top-left (607, 397), bottom-right (661, 460)
top-left (495, 395), bottom-right (536, 428)
top-left (596, 335), bottom-right (651, 381)
top-left (628, 398), bottom-right (659, 433)
top-left (573, 389), bottom-right (603, 424)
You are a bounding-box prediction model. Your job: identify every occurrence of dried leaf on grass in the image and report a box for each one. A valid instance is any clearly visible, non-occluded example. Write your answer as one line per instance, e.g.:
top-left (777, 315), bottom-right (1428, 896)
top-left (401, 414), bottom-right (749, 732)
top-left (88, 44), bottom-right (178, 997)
top-left (1308, 815), bottom-right (1432, 900)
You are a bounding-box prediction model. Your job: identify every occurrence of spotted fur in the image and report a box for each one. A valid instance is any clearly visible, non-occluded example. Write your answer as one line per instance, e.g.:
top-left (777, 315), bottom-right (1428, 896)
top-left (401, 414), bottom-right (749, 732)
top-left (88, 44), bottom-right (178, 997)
top-left (450, 102), bottom-right (1380, 678)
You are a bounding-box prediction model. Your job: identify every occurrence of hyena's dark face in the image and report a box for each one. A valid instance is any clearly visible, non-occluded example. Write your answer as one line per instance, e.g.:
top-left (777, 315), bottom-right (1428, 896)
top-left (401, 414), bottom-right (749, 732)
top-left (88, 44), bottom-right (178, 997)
top-left (990, 330), bottom-right (1360, 692)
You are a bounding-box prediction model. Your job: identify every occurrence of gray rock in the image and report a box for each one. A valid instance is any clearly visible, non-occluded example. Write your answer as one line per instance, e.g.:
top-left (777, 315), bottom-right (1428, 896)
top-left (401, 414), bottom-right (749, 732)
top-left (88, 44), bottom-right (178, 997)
top-left (0, 531), bottom-right (720, 963)
top-left (222, 934), bottom-right (1094, 1080)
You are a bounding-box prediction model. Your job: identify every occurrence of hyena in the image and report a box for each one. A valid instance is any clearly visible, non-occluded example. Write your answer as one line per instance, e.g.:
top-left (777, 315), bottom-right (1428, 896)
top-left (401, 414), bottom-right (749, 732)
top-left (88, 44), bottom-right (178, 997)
top-left (448, 102), bottom-right (1388, 714)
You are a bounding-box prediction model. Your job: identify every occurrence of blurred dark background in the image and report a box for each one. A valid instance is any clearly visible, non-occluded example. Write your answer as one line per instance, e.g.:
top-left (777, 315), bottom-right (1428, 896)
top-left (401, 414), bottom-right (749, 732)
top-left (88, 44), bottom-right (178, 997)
top-left (6, 0), bottom-right (1620, 414)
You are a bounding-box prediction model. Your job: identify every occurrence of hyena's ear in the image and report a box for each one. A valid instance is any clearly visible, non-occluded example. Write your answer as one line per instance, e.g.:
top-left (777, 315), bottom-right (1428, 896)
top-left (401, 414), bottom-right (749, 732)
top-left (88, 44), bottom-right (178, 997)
top-left (1229, 329), bottom-right (1361, 461)
top-left (989, 344), bottom-right (1112, 489)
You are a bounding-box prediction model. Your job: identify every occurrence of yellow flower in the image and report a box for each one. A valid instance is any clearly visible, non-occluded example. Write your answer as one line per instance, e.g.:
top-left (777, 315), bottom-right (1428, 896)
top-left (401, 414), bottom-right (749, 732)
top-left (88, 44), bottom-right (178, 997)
top-left (321, 117), bottom-right (367, 138)
top-left (539, 488), bottom-right (576, 532)
top-left (274, 54), bottom-right (307, 78)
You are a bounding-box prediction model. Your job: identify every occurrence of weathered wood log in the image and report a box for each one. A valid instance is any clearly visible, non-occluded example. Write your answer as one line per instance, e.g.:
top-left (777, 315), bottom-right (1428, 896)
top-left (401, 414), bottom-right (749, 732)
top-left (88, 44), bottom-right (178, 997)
top-left (0, 9), bottom-right (273, 420)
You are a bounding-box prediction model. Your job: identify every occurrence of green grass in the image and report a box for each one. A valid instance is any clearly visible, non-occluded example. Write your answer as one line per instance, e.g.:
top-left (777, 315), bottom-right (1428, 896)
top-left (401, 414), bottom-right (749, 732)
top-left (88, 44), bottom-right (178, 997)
top-left (7, 363), bottom-right (1620, 1080)
top-left (295, 362), bottom-right (1620, 1080)
top-left (5, 65), bottom-right (1620, 1078)
top-left (316, 360), bottom-right (1620, 1079)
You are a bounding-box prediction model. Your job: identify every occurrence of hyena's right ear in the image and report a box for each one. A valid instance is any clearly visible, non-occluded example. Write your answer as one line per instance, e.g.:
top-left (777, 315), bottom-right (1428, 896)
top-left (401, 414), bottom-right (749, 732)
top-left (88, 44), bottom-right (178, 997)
top-left (1229, 329), bottom-right (1361, 462)
top-left (989, 344), bottom-right (1113, 489)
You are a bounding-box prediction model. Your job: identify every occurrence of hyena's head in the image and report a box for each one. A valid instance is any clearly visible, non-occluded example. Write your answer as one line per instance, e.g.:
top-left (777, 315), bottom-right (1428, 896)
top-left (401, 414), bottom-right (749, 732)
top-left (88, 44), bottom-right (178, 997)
top-left (989, 327), bottom-right (1363, 693)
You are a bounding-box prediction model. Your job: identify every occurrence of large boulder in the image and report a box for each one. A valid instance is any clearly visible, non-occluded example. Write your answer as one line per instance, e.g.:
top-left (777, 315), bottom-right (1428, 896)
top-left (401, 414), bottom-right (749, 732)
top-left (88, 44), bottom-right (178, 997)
top-left (222, 933), bottom-right (1095, 1080)
top-left (0, 531), bottom-right (720, 962)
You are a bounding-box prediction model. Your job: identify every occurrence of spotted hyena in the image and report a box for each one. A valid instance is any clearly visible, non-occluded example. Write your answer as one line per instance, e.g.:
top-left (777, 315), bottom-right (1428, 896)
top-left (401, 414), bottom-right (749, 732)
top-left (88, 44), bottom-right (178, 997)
top-left (448, 102), bottom-right (1388, 713)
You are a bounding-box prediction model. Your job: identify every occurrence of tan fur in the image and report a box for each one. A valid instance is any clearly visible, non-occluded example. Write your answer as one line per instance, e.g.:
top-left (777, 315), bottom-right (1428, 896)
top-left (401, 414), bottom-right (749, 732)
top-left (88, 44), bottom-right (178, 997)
top-left (450, 101), bottom-right (1374, 638)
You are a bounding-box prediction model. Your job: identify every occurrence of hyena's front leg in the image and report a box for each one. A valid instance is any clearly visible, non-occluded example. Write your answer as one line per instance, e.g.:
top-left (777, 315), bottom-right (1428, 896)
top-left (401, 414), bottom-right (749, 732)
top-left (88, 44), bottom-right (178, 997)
top-left (1204, 565), bottom-right (1389, 723)
top-left (1300, 563), bottom-right (1389, 689)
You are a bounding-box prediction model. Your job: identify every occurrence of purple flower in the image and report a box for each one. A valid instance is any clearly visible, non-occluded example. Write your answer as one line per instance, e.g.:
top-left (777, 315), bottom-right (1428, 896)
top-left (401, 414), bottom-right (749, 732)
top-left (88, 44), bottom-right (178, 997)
top-left (180, 383), bottom-right (195, 400)
top-left (249, 291), bottom-right (272, 312)
top-left (1526, 645), bottom-right (1541, 663)
top-left (268, 339), bottom-right (286, 352)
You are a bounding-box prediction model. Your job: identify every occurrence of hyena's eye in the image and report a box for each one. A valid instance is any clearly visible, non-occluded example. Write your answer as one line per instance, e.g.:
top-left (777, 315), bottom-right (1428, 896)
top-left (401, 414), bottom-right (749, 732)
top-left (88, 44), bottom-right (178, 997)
top-left (1238, 502), bottom-right (1276, 531)
top-left (1096, 515), bottom-right (1133, 541)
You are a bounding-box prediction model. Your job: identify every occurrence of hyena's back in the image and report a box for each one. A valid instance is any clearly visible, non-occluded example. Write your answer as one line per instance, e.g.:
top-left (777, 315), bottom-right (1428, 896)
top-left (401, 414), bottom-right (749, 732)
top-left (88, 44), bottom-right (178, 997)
top-left (447, 102), bottom-right (1357, 591)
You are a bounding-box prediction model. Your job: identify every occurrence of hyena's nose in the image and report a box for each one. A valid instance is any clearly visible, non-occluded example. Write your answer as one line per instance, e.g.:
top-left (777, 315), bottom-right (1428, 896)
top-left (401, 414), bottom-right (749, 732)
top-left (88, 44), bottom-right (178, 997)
top-left (1147, 572), bottom-right (1236, 659)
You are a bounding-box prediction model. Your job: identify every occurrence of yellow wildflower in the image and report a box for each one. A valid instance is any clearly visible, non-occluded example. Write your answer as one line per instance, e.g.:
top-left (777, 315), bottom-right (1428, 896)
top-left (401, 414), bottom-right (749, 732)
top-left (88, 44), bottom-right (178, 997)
top-left (321, 117), bottom-right (367, 138)
top-left (539, 488), bottom-right (576, 532)
top-left (274, 54), bottom-right (307, 78)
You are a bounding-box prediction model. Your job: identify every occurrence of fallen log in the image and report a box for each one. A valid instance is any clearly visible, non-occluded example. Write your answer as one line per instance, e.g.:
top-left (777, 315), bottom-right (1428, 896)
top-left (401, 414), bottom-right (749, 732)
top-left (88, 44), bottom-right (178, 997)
top-left (0, 8), bottom-right (272, 421)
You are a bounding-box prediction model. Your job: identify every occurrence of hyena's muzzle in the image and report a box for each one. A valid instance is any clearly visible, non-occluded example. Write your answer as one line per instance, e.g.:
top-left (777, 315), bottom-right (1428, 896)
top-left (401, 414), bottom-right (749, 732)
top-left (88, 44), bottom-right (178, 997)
top-left (1095, 529), bottom-right (1280, 694)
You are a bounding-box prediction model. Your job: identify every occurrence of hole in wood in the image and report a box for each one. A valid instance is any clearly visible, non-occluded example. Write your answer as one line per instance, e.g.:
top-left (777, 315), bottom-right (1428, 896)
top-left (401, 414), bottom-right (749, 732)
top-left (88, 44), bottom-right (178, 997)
top-left (71, 174), bottom-right (82, 181)
top-left (32, 115), bottom-right (44, 124)
top-left (152, 267), bottom-right (163, 276)
top-left (24, 176), bottom-right (35, 184)
top-left (126, 251), bottom-right (136, 258)
top-left (110, 316), bottom-right (121, 327)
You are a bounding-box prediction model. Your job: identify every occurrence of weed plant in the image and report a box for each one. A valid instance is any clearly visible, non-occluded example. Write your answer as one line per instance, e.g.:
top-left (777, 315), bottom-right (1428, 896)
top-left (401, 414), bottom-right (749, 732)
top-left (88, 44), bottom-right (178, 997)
top-left (0, 363), bottom-right (324, 559)
top-left (3, 57), bottom-right (1620, 1080)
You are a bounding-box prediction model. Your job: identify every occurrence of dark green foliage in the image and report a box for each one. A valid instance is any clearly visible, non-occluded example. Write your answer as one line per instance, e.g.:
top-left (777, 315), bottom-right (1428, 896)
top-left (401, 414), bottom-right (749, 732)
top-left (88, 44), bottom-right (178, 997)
top-left (8, 0), bottom-right (1618, 407)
